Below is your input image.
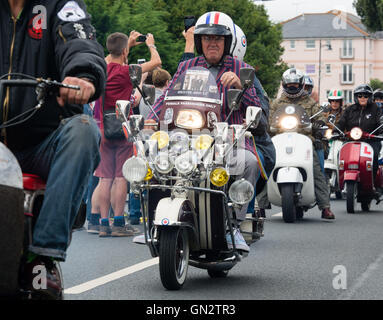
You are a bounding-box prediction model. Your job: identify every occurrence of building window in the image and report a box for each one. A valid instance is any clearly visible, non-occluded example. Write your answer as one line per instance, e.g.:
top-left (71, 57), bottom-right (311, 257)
top-left (342, 39), bottom-right (353, 57)
top-left (326, 64), bottom-right (331, 73)
top-left (290, 40), bottom-right (295, 49)
top-left (343, 90), bottom-right (353, 103)
top-left (369, 39), bottom-right (373, 53)
top-left (342, 64), bottom-right (353, 83)
top-left (305, 64), bottom-right (315, 74)
top-left (326, 90), bottom-right (330, 98)
top-left (290, 64), bottom-right (295, 69)
top-left (325, 39), bottom-right (331, 48)
top-left (306, 40), bottom-right (315, 48)
top-left (369, 64), bottom-right (373, 77)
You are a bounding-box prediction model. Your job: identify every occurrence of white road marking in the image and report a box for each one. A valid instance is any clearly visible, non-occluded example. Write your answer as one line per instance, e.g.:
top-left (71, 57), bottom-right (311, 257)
top-left (64, 257), bottom-right (159, 295)
top-left (338, 249), bottom-right (383, 300)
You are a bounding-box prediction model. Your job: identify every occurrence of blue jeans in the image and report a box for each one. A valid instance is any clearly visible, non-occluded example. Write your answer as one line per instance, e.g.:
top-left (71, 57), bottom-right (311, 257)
top-left (14, 114), bottom-right (101, 261)
top-left (129, 192), bottom-right (141, 220)
top-left (316, 149), bottom-right (325, 174)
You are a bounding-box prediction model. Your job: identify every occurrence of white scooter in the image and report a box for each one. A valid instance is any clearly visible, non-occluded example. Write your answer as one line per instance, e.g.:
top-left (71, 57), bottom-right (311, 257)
top-left (324, 124), bottom-right (343, 199)
top-left (267, 104), bottom-right (327, 223)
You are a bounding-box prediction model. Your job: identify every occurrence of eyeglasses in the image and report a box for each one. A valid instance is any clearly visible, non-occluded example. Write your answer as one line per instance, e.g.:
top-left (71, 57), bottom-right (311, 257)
top-left (357, 94), bottom-right (370, 98)
top-left (201, 35), bottom-right (225, 42)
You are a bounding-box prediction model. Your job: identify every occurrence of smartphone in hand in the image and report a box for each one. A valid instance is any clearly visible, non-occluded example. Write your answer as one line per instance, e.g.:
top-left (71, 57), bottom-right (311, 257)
top-left (184, 16), bottom-right (196, 32)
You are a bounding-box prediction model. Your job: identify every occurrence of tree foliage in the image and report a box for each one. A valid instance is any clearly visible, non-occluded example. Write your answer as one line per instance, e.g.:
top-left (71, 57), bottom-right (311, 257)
top-left (353, 0), bottom-right (383, 32)
top-left (84, 0), bottom-right (287, 97)
top-left (369, 78), bottom-right (383, 90)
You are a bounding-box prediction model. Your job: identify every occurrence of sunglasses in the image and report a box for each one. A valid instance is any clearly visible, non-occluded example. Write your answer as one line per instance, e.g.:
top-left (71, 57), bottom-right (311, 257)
top-left (357, 94), bottom-right (370, 98)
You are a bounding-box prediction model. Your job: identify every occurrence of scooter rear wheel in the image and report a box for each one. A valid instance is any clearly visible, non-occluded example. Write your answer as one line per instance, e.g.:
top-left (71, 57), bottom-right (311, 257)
top-left (159, 227), bottom-right (189, 290)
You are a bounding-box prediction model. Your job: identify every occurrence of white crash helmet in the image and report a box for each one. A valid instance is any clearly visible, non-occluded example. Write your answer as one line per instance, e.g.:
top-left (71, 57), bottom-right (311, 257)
top-left (194, 11), bottom-right (236, 57)
top-left (232, 24), bottom-right (246, 61)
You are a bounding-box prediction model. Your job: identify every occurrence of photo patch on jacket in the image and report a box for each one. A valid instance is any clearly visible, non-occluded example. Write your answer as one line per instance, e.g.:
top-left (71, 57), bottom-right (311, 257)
top-left (28, 15), bottom-right (43, 40)
top-left (58, 1), bottom-right (86, 22)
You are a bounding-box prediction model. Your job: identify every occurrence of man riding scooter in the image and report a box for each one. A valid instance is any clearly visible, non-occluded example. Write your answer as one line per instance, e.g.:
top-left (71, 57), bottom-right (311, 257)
top-left (257, 68), bottom-right (335, 220)
top-left (146, 11), bottom-right (269, 252)
top-left (336, 84), bottom-right (383, 190)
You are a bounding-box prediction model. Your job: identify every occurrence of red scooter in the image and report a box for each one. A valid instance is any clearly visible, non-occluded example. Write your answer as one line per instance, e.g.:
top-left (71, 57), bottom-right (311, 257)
top-left (0, 76), bottom-right (84, 299)
top-left (329, 116), bottom-right (383, 213)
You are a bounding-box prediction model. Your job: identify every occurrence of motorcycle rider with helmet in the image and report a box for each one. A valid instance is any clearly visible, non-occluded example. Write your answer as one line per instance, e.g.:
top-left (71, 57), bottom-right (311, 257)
top-left (337, 84), bottom-right (383, 187)
top-left (256, 68), bottom-right (335, 220)
top-left (324, 89), bottom-right (345, 128)
top-left (303, 75), bottom-right (314, 96)
top-left (179, 20), bottom-right (275, 220)
top-left (373, 88), bottom-right (383, 110)
top-left (147, 11), bottom-right (271, 252)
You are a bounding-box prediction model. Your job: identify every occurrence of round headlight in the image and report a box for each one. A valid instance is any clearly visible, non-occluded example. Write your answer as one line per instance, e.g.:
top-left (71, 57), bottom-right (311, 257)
top-left (154, 152), bottom-right (174, 174)
top-left (150, 131), bottom-right (169, 150)
top-left (175, 150), bottom-right (198, 175)
top-left (169, 131), bottom-right (189, 154)
top-left (210, 167), bottom-right (229, 187)
top-left (325, 128), bottom-right (333, 140)
top-left (228, 179), bottom-right (254, 205)
top-left (194, 134), bottom-right (214, 150)
top-left (122, 157), bottom-right (148, 183)
top-left (176, 109), bottom-right (204, 129)
top-left (350, 127), bottom-right (363, 140)
top-left (280, 116), bottom-right (298, 130)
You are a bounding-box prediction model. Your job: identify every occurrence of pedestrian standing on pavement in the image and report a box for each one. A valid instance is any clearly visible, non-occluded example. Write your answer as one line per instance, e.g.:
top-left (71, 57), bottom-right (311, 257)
top-left (88, 31), bottom-right (161, 237)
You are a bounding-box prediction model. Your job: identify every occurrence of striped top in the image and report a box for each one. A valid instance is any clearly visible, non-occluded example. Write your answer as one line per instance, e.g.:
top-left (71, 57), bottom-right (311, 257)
top-left (148, 55), bottom-right (260, 128)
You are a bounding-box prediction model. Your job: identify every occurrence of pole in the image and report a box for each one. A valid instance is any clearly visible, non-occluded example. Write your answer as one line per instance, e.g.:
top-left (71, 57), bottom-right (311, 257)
top-left (318, 39), bottom-right (322, 104)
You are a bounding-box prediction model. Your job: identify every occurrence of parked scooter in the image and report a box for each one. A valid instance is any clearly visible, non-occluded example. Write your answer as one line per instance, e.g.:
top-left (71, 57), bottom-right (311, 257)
top-left (0, 76), bottom-right (83, 299)
top-left (118, 65), bottom-right (263, 290)
top-left (267, 104), bottom-right (329, 223)
top-left (324, 127), bottom-right (343, 199)
top-left (328, 116), bottom-right (383, 213)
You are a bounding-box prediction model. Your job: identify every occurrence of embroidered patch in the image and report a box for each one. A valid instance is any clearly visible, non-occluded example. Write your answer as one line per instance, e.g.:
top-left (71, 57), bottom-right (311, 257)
top-left (57, 1), bottom-right (86, 22)
top-left (73, 23), bottom-right (86, 39)
top-left (28, 15), bottom-right (43, 40)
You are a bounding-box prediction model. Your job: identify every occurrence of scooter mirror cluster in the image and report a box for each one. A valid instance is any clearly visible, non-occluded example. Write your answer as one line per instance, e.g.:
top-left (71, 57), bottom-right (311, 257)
top-left (142, 84), bottom-right (156, 105)
top-left (129, 64), bottom-right (142, 88)
top-left (239, 67), bottom-right (255, 89)
top-left (227, 89), bottom-right (242, 111)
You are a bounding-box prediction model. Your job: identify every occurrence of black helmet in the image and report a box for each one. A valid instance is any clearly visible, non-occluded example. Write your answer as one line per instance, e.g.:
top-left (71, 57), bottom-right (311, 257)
top-left (353, 84), bottom-right (373, 104)
top-left (373, 88), bottom-right (383, 101)
top-left (194, 11), bottom-right (234, 57)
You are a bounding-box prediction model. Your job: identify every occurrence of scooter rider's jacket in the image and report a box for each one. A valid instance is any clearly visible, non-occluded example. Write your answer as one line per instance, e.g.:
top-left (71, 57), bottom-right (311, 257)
top-left (0, 0), bottom-right (107, 151)
top-left (269, 92), bottom-right (324, 146)
top-left (337, 102), bottom-right (383, 135)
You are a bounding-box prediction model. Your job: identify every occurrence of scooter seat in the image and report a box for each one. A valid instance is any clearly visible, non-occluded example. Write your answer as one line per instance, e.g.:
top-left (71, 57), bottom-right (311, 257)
top-left (22, 173), bottom-right (46, 191)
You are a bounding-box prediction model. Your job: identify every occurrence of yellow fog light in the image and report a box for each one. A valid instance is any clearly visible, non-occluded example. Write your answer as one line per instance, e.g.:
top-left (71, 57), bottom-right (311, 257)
top-left (195, 134), bottom-right (214, 150)
top-left (144, 167), bottom-right (153, 181)
top-left (210, 167), bottom-right (229, 187)
top-left (150, 131), bottom-right (169, 149)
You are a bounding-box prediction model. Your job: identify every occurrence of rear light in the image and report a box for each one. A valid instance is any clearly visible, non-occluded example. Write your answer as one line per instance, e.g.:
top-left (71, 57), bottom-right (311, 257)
top-left (348, 164), bottom-right (359, 170)
top-left (366, 161), bottom-right (373, 171)
top-left (339, 160), bottom-right (344, 170)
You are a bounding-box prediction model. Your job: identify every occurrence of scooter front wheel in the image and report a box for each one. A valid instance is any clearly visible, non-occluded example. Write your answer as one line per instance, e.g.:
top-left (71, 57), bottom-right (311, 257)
top-left (159, 227), bottom-right (189, 290)
top-left (281, 184), bottom-right (297, 223)
top-left (346, 181), bottom-right (357, 213)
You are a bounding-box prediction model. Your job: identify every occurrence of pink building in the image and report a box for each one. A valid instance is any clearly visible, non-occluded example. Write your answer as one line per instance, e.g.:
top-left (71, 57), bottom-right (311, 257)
top-left (279, 10), bottom-right (383, 104)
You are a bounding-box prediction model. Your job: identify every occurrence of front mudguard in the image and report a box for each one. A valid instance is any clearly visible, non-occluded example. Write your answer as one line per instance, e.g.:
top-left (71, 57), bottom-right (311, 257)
top-left (154, 197), bottom-right (199, 251)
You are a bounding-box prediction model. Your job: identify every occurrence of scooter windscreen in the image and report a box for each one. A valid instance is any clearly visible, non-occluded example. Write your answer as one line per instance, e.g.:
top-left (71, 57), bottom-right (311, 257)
top-left (270, 104), bottom-right (311, 132)
top-left (160, 67), bottom-right (222, 130)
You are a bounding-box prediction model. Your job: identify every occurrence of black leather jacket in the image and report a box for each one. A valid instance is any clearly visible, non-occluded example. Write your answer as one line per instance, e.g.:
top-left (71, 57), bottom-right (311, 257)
top-left (0, 0), bottom-right (107, 151)
top-left (337, 102), bottom-right (383, 135)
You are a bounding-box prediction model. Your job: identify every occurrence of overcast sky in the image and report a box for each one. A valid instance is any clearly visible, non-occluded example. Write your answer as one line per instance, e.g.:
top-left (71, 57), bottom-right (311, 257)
top-left (255, 0), bottom-right (358, 23)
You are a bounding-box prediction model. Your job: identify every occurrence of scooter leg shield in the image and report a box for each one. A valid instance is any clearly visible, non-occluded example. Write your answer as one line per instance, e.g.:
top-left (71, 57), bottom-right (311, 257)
top-left (0, 185), bottom-right (24, 296)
